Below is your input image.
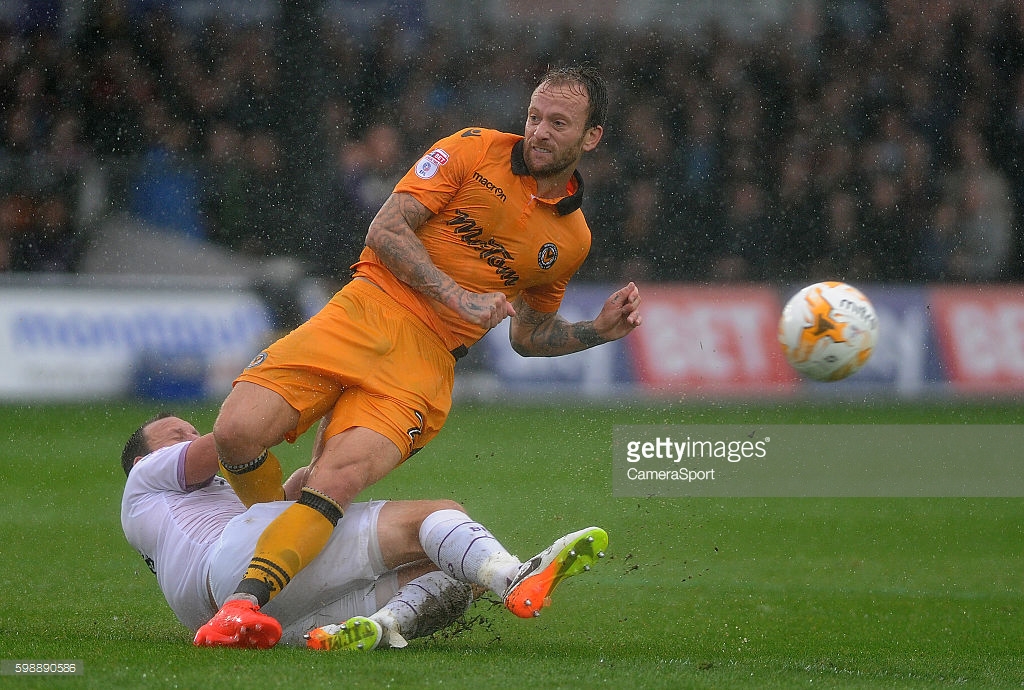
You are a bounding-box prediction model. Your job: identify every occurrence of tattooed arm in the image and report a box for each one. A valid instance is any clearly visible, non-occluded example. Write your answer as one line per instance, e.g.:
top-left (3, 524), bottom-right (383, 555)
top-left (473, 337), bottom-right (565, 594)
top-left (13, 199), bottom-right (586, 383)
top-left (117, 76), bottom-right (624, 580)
top-left (365, 193), bottom-right (515, 328)
top-left (509, 282), bottom-right (643, 357)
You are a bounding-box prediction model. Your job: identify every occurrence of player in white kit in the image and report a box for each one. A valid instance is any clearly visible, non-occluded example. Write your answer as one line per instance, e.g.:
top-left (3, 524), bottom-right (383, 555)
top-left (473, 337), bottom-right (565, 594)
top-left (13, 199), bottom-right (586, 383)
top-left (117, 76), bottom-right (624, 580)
top-left (121, 414), bottom-right (608, 650)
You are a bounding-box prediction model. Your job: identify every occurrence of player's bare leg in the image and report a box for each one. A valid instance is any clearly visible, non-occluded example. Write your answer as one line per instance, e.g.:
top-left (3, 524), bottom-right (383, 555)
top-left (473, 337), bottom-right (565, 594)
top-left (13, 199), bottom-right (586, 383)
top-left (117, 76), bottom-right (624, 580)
top-left (213, 382), bottom-right (298, 506)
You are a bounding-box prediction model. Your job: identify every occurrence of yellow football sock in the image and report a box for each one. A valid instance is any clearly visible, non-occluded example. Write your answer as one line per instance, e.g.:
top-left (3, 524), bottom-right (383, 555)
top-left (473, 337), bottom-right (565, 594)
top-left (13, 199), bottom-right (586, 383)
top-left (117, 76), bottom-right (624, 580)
top-left (220, 450), bottom-right (285, 507)
top-left (236, 488), bottom-right (343, 605)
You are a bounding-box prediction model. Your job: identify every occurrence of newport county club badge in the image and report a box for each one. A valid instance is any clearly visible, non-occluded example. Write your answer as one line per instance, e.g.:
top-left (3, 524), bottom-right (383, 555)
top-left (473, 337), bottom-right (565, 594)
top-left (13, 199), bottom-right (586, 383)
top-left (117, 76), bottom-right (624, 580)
top-left (415, 148), bottom-right (449, 179)
top-left (537, 242), bottom-right (558, 269)
top-left (245, 351), bottom-right (268, 369)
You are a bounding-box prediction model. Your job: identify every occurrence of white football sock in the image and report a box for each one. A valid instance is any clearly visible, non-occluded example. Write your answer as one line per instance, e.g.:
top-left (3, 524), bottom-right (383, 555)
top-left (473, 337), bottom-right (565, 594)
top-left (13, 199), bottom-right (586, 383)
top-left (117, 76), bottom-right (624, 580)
top-left (419, 509), bottom-right (521, 594)
top-left (373, 571), bottom-right (473, 643)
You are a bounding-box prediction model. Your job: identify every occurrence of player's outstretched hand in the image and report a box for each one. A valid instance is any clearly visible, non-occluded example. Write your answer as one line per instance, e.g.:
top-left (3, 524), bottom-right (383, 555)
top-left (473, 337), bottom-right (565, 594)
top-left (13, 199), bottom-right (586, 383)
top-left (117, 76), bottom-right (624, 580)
top-left (594, 282), bottom-right (642, 342)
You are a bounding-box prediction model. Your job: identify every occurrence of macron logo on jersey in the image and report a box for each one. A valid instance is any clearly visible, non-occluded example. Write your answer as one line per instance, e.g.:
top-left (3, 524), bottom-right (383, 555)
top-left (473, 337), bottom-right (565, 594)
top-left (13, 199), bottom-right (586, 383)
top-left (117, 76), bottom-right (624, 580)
top-left (415, 148), bottom-right (450, 179)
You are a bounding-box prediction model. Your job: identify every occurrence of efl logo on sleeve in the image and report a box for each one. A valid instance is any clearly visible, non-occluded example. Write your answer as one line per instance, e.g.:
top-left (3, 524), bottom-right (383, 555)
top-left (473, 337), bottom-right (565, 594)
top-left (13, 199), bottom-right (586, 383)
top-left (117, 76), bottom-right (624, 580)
top-left (415, 148), bottom-right (449, 179)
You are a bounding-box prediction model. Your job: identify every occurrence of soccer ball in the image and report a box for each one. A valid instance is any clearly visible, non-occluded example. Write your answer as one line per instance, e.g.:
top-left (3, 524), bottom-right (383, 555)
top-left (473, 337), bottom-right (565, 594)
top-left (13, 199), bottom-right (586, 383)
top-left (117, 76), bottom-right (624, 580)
top-left (778, 281), bottom-right (879, 382)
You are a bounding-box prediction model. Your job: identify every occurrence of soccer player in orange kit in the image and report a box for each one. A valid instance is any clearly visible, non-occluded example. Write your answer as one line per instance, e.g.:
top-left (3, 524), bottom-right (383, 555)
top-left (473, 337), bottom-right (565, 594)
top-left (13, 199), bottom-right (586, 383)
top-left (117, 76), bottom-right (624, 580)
top-left (195, 65), bottom-right (641, 648)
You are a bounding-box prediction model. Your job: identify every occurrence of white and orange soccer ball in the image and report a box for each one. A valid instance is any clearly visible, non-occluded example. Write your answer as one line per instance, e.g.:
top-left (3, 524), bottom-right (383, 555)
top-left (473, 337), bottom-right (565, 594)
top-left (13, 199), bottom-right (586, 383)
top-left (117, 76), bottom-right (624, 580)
top-left (778, 281), bottom-right (879, 382)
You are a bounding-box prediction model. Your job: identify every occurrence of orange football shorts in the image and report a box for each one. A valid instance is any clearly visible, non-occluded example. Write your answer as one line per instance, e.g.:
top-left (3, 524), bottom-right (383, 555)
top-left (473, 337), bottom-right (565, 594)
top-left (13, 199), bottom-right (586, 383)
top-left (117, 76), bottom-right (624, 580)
top-left (235, 278), bottom-right (456, 460)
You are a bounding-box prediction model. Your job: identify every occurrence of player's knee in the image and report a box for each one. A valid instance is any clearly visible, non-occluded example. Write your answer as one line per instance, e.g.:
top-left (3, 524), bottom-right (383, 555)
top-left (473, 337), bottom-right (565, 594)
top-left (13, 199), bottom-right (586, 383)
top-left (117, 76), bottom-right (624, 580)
top-left (213, 383), bottom-right (295, 453)
top-left (383, 499), bottom-right (466, 533)
top-left (212, 413), bottom-right (252, 454)
top-left (415, 500), bottom-right (467, 529)
top-left (429, 499), bottom-right (465, 514)
top-left (213, 408), bottom-right (283, 456)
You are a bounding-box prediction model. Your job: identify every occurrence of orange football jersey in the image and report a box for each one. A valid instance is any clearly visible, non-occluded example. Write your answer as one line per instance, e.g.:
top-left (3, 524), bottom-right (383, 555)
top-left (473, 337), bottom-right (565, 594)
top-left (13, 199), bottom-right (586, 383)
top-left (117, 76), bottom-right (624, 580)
top-left (352, 127), bottom-right (592, 351)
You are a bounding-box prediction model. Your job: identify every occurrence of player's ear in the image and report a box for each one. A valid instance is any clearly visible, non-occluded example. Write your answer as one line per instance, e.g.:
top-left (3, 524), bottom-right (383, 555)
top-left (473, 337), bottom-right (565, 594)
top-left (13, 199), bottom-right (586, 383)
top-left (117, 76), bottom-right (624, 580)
top-left (582, 125), bottom-right (603, 152)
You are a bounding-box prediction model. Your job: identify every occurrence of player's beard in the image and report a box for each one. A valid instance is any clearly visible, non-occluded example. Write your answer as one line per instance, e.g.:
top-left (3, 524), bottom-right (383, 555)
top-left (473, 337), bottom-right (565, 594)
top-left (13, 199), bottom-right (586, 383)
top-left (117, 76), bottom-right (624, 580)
top-left (524, 134), bottom-right (586, 181)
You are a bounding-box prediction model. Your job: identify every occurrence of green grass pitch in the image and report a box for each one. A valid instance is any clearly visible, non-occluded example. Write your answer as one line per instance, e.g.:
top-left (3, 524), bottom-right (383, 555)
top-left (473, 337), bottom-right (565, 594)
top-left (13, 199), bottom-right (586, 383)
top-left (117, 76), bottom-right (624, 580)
top-left (1, 399), bottom-right (1021, 689)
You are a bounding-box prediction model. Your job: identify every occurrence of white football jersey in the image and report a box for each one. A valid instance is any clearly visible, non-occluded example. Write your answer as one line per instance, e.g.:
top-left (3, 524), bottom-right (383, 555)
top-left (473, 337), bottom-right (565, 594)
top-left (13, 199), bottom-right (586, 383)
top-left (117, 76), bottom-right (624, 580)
top-left (120, 441), bottom-right (390, 641)
top-left (121, 441), bottom-right (244, 630)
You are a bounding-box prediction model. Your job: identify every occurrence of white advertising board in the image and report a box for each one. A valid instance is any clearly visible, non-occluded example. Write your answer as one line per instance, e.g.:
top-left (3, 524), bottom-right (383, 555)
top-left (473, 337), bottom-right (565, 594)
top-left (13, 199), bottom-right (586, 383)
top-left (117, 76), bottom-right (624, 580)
top-left (0, 286), bottom-right (272, 400)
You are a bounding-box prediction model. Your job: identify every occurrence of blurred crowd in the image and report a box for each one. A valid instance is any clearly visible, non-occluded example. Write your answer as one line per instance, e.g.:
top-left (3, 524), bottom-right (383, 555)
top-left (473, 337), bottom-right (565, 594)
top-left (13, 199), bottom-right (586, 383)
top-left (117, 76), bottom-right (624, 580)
top-left (1, 0), bottom-right (1023, 284)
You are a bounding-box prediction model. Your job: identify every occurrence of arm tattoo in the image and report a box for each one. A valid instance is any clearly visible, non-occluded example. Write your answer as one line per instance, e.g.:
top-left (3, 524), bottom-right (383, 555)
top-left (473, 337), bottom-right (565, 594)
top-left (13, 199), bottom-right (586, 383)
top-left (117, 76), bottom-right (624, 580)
top-left (571, 321), bottom-right (606, 348)
top-left (394, 193), bottom-right (434, 229)
top-left (366, 194), bottom-right (461, 306)
top-left (511, 298), bottom-right (607, 356)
